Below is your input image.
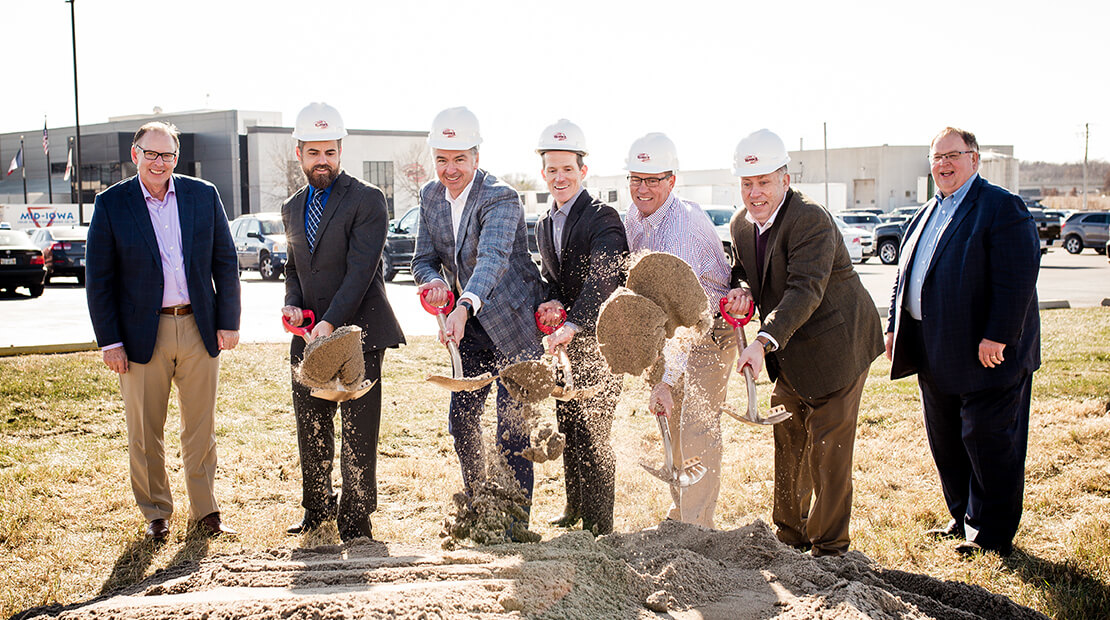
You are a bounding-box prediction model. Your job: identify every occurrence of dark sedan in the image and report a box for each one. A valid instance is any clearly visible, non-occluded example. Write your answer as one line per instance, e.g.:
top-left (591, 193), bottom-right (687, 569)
top-left (874, 221), bottom-right (907, 265)
top-left (29, 225), bottom-right (88, 285)
top-left (0, 229), bottom-right (47, 297)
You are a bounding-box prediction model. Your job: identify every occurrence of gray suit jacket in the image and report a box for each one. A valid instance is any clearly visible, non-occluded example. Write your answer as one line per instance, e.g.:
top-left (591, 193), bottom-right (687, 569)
top-left (730, 188), bottom-right (883, 399)
top-left (282, 170), bottom-right (404, 354)
top-left (411, 169), bottom-right (542, 361)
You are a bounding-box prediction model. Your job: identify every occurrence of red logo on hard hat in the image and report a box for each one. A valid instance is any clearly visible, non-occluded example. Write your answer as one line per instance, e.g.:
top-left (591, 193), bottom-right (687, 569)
top-left (744, 155), bottom-right (758, 164)
top-left (553, 132), bottom-right (567, 141)
top-left (443, 128), bottom-right (456, 138)
top-left (637, 152), bottom-right (651, 162)
top-left (315, 120), bottom-right (329, 129)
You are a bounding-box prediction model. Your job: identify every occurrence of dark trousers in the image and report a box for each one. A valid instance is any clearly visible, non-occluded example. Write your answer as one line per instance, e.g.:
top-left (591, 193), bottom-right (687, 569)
top-left (449, 317), bottom-right (533, 504)
top-left (555, 341), bottom-right (621, 534)
top-left (771, 368), bottom-right (868, 556)
top-left (918, 367), bottom-right (1031, 552)
top-left (291, 347), bottom-right (384, 538)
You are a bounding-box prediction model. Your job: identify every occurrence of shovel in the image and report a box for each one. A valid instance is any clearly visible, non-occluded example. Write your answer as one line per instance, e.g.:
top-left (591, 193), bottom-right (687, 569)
top-left (640, 403), bottom-right (707, 489)
top-left (535, 309), bottom-right (602, 402)
top-left (718, 297), bottom-right (791, 426)
top-left (282, 310), bottom-right (376, 402)
top-left (420, 289), bottom-right (495, 392)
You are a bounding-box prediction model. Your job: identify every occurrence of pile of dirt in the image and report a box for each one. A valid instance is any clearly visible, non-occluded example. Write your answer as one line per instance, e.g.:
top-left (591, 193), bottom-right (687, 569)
top-left (520, 422), bottom-right (566, 464)
top-left (294, 326), bottom-right (364, 389)
top-left (596, 287), bottom-right (668, 376)
top-left (27, 520), bottom-right (1046, 619)
top-left (626, 251), bottom-right (709, 337)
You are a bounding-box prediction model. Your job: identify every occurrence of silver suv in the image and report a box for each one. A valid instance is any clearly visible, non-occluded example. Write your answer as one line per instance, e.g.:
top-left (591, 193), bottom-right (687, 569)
top-left (1060, 211), bottom-right (1109, 255)
top-left (229, 213), bottom-right (287, 280)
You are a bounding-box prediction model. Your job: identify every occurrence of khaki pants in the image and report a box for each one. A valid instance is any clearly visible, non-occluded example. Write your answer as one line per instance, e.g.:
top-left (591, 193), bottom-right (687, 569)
top-left (665, 319), bottom-right (737, 528)
top-left (771, 368), bottom-right (868, 556)
top-left (120, 314), bottom-right (220, 522)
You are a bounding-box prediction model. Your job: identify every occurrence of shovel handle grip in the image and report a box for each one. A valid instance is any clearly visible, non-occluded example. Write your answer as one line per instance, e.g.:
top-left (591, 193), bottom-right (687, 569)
top-left (282, 309), bottom-right (316, 336)
top-left (420, 288), bottom-right (455, 315)
top-left (535, 307), bottom-right (567, 335)
top-left (719, 297), bottom-right (755, 328)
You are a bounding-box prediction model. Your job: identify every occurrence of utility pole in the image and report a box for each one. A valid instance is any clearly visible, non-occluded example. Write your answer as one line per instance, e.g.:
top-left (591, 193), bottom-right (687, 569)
top-left (1082, 122), bottom-right (1089, 211)
top-left (20, 136), bottom-right (28, 203)
top-left (45, 117), bottom-right (53, 204)
top-left (823, 122), bottom-right (829, 208)
top-left (66, 0), bottom-right (84, 221)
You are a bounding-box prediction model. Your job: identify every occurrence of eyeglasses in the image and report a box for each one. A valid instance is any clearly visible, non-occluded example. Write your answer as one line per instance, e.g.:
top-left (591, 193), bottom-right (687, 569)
top-left (929, 150), bottom-right (974, 164)
top-left (627, 173), bottom-right (673, 188)
top-left (134, 145), bottom-right (178, 163)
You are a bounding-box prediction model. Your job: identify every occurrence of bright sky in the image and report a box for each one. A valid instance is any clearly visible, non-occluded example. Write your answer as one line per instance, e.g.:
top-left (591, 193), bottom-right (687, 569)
top-left (6, 0), bottom-right (1106, 179)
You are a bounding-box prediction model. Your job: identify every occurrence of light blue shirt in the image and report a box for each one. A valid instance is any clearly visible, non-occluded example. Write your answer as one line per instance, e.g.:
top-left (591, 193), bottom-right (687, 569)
top-left (906, 173), bottom-right (978, 319)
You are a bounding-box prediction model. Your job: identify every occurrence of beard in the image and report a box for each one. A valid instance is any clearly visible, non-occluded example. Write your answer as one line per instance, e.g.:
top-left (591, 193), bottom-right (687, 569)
top-left (304, 163), bottom-right (339, 190)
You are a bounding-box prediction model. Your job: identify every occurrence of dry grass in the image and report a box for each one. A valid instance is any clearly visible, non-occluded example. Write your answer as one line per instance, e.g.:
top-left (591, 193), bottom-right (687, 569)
top-left (1, 308), bottom-right (1108, 619)
top-left (1040, 195), bottom-right (1110, 211)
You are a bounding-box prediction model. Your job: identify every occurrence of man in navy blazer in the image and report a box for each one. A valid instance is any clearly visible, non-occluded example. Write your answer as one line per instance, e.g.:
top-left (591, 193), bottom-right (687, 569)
top-left (411, 107), bottom-right (543, 533)
top-left (886, 127), bottom-right (1040, 557)
top-left (86, 121), bottom-right (241, 542)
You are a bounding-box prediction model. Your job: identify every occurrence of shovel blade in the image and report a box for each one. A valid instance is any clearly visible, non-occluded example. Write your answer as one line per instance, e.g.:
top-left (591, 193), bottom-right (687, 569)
top-left (722, 403), bottom-right (792, 426)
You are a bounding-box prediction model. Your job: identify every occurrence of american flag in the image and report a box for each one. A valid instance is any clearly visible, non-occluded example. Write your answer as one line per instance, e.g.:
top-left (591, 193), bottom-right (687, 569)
top-left (42, 120), bottom-right (49, 156)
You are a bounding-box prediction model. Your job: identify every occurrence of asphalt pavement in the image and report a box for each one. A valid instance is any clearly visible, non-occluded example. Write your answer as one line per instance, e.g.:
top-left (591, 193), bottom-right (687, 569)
top-left (2, 249), bottom-right (1108, 353)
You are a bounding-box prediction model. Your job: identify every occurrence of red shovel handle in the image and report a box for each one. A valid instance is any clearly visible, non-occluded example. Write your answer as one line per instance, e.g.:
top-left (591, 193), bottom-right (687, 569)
top-left (719, 297), bottom-right (755, 328)
top-left (282, 309), bottom-right (316, 336)
top-left (420, 288), bottom-right (455, 315)
top-left (535, 307), bottom-right (567, 335)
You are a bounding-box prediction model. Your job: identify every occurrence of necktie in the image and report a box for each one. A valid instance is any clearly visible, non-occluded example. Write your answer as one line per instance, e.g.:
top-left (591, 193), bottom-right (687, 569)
top-left (552, 209), bottom-right (567, 258)
top-left (306, 190), bottom-right (324, 252)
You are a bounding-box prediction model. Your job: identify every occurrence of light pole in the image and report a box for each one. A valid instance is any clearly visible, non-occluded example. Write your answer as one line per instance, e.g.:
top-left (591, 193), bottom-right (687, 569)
top-left (65, 0), bottom-right (84, 221)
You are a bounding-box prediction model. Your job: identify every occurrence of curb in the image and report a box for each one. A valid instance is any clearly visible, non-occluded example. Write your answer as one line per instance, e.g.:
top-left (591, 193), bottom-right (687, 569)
top-left (0, 342), bottom-right (99, 357)
top-left (1039, 300), bottom-right (1070, 310)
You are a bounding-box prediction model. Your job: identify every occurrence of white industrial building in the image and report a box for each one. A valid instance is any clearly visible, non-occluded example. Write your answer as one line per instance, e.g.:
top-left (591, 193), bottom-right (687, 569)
top-left (0, 109), bottom-right (428, 221)
top-left (585, 144), bottom-right (1017, 213)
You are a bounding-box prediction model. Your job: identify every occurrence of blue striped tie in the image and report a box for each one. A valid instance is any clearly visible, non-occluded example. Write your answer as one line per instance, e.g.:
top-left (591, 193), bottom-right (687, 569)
top-left (306, 189), bottom-right (324, 252)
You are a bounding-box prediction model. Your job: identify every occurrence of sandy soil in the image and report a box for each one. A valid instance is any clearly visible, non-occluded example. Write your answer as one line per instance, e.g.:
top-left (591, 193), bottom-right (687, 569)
top-left (19, 520), bottom-right (1046, 620)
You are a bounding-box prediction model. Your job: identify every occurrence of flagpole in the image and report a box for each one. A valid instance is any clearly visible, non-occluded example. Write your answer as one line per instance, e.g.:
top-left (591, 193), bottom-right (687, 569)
top-left (67, 0), bottom-right (84, 221)
top-left (45, 118), bottom-right (54, 204)
top-left (20, 137), bottom-right (28, 204)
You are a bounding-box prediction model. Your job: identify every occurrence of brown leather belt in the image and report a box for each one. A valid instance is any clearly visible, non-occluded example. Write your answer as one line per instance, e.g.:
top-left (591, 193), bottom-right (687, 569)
top-left (160, 305), bottom-right (192, 315)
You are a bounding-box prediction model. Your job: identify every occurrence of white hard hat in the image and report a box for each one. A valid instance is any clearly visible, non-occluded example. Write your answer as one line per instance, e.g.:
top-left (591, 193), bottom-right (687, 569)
top-left (536, 118), bottom-right (588, 155)
top-left (292, 102), bottom-right (348, 141)
top-left (733, 129), bottom-right (790, 177)
top-left (625, 132), bottom-right (679, 174)
top-left (428, 106), bottom-right (482, 150)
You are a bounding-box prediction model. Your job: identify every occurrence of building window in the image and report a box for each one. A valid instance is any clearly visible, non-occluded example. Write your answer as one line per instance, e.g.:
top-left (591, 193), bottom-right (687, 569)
top-left (364, 161), bottom-right (395, 217)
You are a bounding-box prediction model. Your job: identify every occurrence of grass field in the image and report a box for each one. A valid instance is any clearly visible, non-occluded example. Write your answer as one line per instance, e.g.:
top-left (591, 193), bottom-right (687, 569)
top-left (1, 308), bottom-right (1108, 619)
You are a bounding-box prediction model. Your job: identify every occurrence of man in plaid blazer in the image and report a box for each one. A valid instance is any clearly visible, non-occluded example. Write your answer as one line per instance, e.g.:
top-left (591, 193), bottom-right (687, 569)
top-left (411, 107), bottom-right (543, 529)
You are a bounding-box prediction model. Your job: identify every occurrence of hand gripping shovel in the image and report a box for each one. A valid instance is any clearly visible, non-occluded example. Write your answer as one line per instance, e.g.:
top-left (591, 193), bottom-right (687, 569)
top-left (639, 403), bottom-right (707, 489)
top-left (535, 309), bottom-right (602, 402)
top-left (718, 298), bottom-right (791, 426)
top-left (282, 310), bottom-right (376, 402)
top-left (420, 289), bottom-right (495, 392)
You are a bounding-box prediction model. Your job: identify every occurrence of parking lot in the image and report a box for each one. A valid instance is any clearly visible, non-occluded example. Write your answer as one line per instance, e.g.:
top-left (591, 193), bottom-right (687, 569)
top-left (1, 249), bottom-right (1107, 350)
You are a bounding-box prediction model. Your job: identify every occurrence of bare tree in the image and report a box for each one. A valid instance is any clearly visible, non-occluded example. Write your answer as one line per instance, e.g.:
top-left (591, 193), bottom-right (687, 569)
top-left (500, 172), bottom-right (542, 192)
top-left (265, 142), bottom-right (305, 210)
top-left (396, 143), bottom-right (432, 206)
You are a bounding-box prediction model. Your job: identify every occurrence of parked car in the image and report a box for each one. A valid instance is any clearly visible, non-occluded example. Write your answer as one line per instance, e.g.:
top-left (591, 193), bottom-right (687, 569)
top-left (1060, 211), bottom-right (1110, 255)
top-left (837, 213), bottom-right (882, 233)
top-left (28, 225), bottom-right (88, 285)
top-left (833, 218), bottom-right (869, 264)
top-left (383, 207), bottom-right (419, 281)
top-left (229, 213), bottom-right (287, 280)
top-left (702, 205), bottom-right (738, 258)
top-left (891, 205), bottom-right (924, 219)
top-left (1024, 206), bottom-right (1060, 253)
top-left (843, 207), bottom-right (884, 216)
top-left (874, 221), bottom-right (908, 265)
top-left (0, 229), bottom-right (47, 297)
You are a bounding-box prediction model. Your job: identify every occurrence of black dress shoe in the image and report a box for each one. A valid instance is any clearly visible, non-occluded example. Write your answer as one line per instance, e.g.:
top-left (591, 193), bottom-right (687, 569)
top-left (288, 492), bottom-right (339, 535)
top-left (197, 512), bottom-right (238, 538)
top-left (145, 518), bottom-right (169, 542)
top-left (550, 513), bottom-right (581, 528)
top-left (925, 519), bottom-right (965, 540)
top-left (339, 520), bottom-right (373, 543)
top-left (956, 540), bottom-right (1013, 557)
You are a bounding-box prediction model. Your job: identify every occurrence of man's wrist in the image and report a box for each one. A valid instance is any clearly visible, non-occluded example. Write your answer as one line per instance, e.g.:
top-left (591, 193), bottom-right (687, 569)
top-left (458, 299), bottom-right (474, 318)
top-left (755, 335), bottom-right (774, 354)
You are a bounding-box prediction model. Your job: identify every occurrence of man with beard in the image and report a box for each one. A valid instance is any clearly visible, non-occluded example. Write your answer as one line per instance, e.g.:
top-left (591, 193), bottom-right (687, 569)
top-left (533, 119), bottom-right (628, 535)
top-left (280, 102), bottom-right (405, 542)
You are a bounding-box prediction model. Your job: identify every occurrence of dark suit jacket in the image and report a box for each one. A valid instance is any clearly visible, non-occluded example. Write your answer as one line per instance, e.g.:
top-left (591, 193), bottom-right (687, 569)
top-left (887, 175), bottom-right (1040, 393)
top-left (730, 188), bottom-right (883, 399)
top-left (282, 171), bottom-right (405, 355)
top-left (86, 175), bottom-right (241, 364)
top-left (536, 190), bottom-right (628, 334)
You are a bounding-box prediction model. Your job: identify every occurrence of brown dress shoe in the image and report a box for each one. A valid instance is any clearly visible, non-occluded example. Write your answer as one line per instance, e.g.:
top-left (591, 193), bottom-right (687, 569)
top-left (197, 512), bottom-right (238, 537)
top-left (146, 518), bottom-right (169, 541)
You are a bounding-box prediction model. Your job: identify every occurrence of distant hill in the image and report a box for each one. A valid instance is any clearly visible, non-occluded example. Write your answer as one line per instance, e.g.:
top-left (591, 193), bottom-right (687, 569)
top-left (1020, 160), bottom-right (1110, 190)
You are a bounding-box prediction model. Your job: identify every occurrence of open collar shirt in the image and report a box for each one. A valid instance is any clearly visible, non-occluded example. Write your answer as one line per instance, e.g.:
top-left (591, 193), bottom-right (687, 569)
top-left (906, 173), bottom-right (978, 320)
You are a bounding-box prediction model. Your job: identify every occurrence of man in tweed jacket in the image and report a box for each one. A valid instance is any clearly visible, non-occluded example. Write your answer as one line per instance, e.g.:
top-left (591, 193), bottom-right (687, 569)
top-left (411, 107), bottom-right (543, 525)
